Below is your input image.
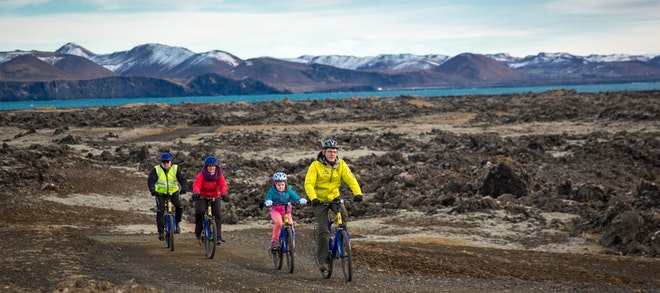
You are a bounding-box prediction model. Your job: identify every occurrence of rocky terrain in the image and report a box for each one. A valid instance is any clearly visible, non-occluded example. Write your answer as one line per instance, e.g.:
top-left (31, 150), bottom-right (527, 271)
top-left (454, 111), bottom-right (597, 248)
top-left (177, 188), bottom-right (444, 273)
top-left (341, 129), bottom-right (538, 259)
top-left (0, 90), bottom-right (658, 292)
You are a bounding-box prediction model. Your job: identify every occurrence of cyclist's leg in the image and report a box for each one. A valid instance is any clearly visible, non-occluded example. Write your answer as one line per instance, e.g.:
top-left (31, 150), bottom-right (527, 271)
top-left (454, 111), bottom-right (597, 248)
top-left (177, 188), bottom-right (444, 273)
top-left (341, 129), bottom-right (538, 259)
top-left (172, 192), bottom-right (183, 233)
top-left (172, 193), bottom-right (183, 222)
top-left (193, 198), bottom-right (205, 239)
top-left (270, 210), bottom-right (283, 248)
top-left (213, 200), bottom-right (224, 242)
top-left (155, 196), bottom-right (166, 237)
top-left (313, 204), bottom-right (331, 270)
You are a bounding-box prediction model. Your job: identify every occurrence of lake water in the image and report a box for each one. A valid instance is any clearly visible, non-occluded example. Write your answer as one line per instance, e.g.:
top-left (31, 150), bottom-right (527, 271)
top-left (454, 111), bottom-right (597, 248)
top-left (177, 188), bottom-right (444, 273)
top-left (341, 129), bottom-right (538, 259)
top-left (2, 81), bottom-right (660, 111)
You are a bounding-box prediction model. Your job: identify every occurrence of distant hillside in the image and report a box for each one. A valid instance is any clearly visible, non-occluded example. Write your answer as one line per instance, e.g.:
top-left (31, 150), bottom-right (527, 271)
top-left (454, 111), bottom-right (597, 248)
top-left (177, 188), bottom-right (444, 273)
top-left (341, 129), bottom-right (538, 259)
top-left (1, 42), bottom-right (659, 101)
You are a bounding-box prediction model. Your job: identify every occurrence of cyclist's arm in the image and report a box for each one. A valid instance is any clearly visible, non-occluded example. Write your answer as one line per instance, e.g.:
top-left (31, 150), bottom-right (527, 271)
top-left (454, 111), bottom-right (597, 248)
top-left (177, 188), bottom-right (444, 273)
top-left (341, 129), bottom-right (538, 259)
top-left (147, 169), bottom-right (158, 195)
top-left (191, 172), bottom-right (204, 194)
top-left (175, 167), bottom-right (188, 192)
top-left (340, 161), bottom-right (363, 196)
top-left (288, 186), bottom-right (302, 202)
top-left (304, 163), bottom-right (319, 201)
top-left (218, 174), bottom-right (228, 196)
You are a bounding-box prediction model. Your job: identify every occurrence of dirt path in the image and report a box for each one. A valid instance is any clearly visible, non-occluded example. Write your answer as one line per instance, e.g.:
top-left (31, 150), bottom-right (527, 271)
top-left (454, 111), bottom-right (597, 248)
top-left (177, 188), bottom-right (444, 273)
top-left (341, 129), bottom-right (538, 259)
top-left (59, 225), bottom-right (656, 293)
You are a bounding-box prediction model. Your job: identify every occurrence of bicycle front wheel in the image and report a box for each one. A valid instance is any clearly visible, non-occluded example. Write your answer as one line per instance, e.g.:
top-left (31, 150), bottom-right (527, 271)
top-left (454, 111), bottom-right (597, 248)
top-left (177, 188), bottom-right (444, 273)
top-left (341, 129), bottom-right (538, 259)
top-left (284, 228), bottom-right (294, 274)
top-left (165, 214), bottom-right (174, 251)
top-left (339, 230), bottom-right (352, 282)
top-left (205, 219), bottom-right (217, 259)
top-left (273, 233), bottom-right (283, 270)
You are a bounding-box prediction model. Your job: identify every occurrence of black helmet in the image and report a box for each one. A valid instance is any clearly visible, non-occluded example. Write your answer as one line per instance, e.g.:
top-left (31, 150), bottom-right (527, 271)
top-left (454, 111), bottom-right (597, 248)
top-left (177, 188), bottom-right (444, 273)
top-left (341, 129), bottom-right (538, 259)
top-left (322, 139), bottom-right (339, 149)
top-left (159, 153), bottom-right (173, 161)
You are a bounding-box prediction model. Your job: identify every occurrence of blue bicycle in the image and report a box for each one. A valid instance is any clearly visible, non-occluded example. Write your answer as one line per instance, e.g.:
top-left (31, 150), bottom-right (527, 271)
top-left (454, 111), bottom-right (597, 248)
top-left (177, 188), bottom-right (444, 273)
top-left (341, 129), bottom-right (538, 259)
top-left (163, 195), bottom-right (176, 251)
top-left (200, 197), bottom-right (218, 259)
top-left (316, 199), bottom-right (353, 282)
top-left (271, 203), bottom-right (295, 273)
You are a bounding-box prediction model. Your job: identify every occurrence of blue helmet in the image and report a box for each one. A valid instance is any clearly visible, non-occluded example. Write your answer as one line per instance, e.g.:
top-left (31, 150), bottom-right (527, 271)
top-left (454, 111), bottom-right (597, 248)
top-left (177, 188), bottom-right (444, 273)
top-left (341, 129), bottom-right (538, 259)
top-left (204, 156), bottom-right (218, 166)
top-left (159, 153), bottom-right (173, 161)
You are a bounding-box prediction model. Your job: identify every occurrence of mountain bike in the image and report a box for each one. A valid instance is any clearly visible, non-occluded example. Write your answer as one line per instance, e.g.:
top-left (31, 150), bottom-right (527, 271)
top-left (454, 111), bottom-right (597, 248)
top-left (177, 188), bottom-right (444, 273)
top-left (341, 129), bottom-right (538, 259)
top-left (270, 202), bottom-right (296, 273)
top-left (163, 194), bottom-right (176, 251)
top-left (200, 197), bottom-right (218, 259)
top-left (315, 199), bottom-right (354, 282)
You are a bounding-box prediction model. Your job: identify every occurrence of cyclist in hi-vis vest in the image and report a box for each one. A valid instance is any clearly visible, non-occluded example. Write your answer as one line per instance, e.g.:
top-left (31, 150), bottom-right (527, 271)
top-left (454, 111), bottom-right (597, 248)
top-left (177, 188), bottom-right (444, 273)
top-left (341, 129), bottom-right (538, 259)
top-left (147, 153), bottom-right (188, 241)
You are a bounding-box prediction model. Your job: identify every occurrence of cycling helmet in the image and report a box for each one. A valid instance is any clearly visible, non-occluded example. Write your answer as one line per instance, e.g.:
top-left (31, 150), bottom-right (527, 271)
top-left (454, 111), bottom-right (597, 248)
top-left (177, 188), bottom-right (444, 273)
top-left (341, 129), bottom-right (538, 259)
top-left (159, 153), bottom-right (173, 161)
top-left (322, 139), bottom-right (339, 149)
top-left (204, 156), bottom-right (218, 166)
top-left (272, 172), bottom-right (287, 182)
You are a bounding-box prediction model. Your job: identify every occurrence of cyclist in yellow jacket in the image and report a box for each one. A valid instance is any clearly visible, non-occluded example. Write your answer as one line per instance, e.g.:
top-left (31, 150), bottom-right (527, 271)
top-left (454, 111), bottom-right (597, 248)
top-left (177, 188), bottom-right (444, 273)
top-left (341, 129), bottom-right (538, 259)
top-left (304, 139), bottom-right (363, 273)
top-left (147, 153), bottom-right (188, 241)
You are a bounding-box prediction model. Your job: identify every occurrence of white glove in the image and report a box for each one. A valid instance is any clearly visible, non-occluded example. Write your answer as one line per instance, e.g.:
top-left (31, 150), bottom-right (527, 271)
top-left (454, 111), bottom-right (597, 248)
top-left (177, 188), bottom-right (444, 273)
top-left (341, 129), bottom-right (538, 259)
top-left (299, 198), bottom-right (308, 205)
top-left (264, 200), bottom-right (273, 207)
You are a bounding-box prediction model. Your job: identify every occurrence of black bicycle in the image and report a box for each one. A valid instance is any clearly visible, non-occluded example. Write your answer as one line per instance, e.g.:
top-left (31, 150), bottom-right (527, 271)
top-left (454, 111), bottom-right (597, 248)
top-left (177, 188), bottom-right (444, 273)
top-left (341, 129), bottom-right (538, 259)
top-left (271, 202), bottom-right (296, 273)
top-left (200, 197), bottom-right (218, 259)
top-left (316, 199), bottom-right (353, 282)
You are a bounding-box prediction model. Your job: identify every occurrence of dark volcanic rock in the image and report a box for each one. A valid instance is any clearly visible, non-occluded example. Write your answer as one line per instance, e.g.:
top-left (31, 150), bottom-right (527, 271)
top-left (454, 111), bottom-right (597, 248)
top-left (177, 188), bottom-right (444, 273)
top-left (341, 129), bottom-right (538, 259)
top-left (1, 90), bottom-right (659, 257)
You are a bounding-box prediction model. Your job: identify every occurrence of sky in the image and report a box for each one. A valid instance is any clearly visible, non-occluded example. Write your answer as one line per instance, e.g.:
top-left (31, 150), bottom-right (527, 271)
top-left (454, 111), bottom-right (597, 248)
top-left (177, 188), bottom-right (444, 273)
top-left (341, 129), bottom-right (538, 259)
top-left (1, 0), bottom-right (659, 59)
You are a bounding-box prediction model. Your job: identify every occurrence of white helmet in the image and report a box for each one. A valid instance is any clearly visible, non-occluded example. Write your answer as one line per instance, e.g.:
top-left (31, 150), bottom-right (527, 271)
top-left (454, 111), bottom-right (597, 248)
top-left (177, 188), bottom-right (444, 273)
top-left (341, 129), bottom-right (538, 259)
top-left (272, 172), bottom-right (287, 182)
top-left (322, 139), bottom-right (339, 149)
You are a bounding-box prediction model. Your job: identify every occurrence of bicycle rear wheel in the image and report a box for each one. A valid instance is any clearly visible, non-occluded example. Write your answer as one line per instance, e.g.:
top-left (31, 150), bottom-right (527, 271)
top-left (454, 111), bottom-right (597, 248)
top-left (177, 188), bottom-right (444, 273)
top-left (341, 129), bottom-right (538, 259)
top-left (205, 219), bottom-right (217, 259)
top-left (165, 214), bottom-right (174, 251)
top-left (339, 230), bottom-right (352, 282)
top-left (284, 228), bottom-right (295, 274)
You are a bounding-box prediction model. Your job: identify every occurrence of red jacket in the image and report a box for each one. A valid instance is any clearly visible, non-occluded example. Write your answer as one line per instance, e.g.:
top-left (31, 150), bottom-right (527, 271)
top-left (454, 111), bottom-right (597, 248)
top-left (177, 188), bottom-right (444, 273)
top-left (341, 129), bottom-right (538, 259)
top-left (192, 171), bottom-right (227, 199)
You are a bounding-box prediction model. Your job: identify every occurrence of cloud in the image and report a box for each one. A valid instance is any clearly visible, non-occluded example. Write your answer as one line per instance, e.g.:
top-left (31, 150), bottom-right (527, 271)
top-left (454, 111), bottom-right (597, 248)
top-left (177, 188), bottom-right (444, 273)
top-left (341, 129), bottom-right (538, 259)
top-left (0, 0), bottom-right (658, 58)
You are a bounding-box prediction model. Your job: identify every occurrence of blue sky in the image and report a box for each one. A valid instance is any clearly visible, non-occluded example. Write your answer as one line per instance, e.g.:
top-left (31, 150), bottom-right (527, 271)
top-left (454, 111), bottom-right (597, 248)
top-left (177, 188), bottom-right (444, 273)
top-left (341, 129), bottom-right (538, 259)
top-left (1, 0), bottom-right (658, 58)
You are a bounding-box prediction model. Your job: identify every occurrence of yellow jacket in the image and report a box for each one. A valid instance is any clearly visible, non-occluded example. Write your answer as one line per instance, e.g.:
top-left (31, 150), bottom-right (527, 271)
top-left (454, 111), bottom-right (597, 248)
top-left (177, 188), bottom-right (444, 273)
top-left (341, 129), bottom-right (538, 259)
top-left (304, 153), bottom-right (362, 202)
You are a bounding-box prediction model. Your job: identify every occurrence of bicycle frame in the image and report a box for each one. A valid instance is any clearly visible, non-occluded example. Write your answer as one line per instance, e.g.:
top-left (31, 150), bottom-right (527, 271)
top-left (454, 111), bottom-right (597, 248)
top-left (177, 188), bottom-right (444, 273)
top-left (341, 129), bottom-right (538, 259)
top-left (279, 203), bottom-right (294, 253)
top-left (163, 196), bottom-right (176, 251)
top-left (202, 197), bottom-right (218, 259)
top-left (319, 199), bottom-right (353, 281)
top-left (271, 202), bottom-right (296, 273)
top-left (328, 208), bottom-right (350, 259)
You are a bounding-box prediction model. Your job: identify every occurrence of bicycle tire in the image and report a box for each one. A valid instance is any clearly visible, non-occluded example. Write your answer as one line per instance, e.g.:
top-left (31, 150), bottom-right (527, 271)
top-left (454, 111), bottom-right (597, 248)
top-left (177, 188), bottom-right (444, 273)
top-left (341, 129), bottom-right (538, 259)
top-left (205, 219), bottom-right (217, 259)
top-left (273, 233), bottom-right (284, 270)
top-left (338, 229), bottom-right (353, 281)
top-left (285, 228), bottom-right (294, 273)
top-left (166, 214), bottom-right (174, 251)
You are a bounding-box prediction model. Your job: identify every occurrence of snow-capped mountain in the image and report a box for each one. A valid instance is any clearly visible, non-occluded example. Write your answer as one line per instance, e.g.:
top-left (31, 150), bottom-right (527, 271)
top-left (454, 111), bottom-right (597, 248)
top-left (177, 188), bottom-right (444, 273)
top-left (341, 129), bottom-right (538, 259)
top-left (292, 53), bottom-right (450, 71)
top-left (1, 42), bottom-right (659, 101)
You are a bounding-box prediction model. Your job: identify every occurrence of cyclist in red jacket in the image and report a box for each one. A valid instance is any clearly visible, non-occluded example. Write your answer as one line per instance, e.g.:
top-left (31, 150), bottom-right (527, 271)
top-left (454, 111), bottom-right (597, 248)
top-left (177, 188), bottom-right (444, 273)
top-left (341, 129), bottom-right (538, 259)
top-left (191, 156), bottom-right (229, 244)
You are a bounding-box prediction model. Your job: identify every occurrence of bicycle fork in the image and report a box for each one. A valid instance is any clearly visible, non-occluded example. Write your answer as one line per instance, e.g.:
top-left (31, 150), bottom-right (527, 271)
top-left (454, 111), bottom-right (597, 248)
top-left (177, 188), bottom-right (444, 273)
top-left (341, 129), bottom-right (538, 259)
top-left (204, 204), bottom-right (212, 237)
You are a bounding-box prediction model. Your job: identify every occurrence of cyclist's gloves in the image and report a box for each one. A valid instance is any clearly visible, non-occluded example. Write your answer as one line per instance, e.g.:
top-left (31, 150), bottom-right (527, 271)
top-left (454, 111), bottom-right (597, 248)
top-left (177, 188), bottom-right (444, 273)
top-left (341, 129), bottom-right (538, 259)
top-left (191, 193), bottom-right (200, 201)
top-left (353, 195), bottom-right (363, 202)
top-left (151, 191), bottom-right (158, 197)
top-left (264, 200), bottom-right (273, 207)
top-left (311, 199), bottom-right (320, 206)
top-left (222, 195), bottom-right (229, 202)
top-left (299, 198), bottom-right (308, 205)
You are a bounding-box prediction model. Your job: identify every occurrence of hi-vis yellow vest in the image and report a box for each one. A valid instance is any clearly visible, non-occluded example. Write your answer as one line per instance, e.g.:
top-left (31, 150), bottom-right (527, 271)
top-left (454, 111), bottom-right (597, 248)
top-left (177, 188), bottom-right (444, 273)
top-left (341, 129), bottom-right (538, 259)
top-left (154, 165), bottom-right (180, 194)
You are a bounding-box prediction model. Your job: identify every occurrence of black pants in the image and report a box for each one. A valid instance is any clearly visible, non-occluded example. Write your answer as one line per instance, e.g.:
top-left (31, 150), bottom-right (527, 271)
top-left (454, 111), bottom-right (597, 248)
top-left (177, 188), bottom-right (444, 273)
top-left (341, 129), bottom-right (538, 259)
top-left (155, 192), bottom-right (183, 233)
top-left (194, 198), bottom-right (223, 240)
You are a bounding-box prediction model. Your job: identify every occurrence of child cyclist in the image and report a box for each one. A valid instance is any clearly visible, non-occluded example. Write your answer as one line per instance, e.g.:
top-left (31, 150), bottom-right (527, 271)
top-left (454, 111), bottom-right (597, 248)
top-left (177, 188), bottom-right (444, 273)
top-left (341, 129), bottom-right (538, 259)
top-left (263, 172), bottom-right (307, 250)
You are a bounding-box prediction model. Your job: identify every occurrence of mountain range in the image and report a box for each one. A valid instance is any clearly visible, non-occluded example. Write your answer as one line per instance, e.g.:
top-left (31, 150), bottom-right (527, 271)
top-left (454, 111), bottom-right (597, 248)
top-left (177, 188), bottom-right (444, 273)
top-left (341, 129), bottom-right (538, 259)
top-left (1, 42), bottom-right (659, 101)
